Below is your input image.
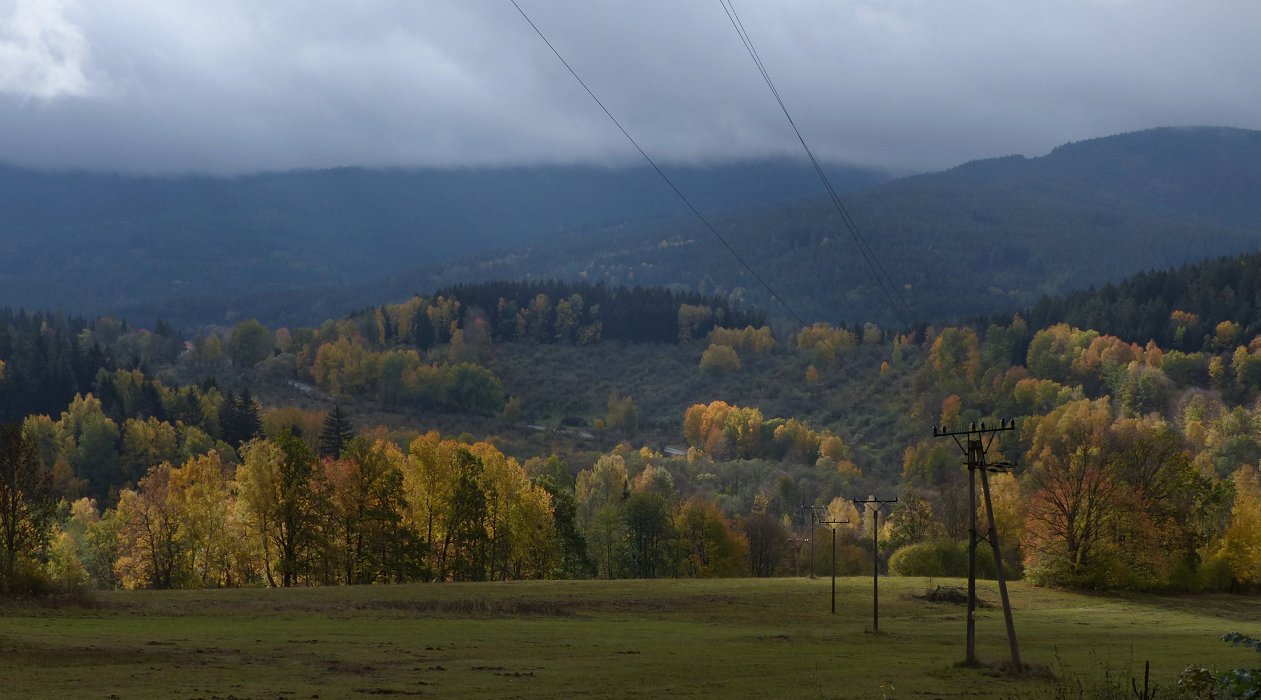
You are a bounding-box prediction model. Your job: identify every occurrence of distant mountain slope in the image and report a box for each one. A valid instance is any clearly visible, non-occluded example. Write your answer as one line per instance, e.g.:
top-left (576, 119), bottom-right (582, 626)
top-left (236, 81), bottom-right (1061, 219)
top-left (1037, 126), bottom-right (1261, 229)
top-left (0, 160), bottom-right (885, 323)
top-left (7, 127), bottom-right (1259, 330)
top-left (387, 127), bottom-right (1260, 327)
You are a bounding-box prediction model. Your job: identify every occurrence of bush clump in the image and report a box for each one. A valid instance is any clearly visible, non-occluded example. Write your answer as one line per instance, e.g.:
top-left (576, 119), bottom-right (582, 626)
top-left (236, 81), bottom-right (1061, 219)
top-left (889, 538), bottom-right (996, 578)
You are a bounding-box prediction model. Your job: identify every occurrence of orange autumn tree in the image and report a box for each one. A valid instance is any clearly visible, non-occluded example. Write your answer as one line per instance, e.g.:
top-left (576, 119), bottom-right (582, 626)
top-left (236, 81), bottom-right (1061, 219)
top-left (313, 437), bottom-right (412, 584)
top-left (1022, 399), bottom-right (1225, 589)
top-left (671, 497), bottom-right (747, 578)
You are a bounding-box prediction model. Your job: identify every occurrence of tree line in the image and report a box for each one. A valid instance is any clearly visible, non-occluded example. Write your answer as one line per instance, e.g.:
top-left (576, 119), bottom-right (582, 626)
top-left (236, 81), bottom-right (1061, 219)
top-left (3, 425), bottom-right (825, 592)
top-left (1025, 249), bottom-right (1261, 352)
top-left (5, 271), bottom-right (1261, 595)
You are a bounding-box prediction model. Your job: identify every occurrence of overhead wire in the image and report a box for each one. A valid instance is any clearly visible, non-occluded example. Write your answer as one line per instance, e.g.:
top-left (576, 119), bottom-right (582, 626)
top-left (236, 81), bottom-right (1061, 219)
top-left (716, 2), bottom-right (961, 413)
top-left (717, 0), bottom-right (920, 329)
top-left (508, 1), bottom-right (951, 435)
top-left (508, 0), bottom-right (828, 341)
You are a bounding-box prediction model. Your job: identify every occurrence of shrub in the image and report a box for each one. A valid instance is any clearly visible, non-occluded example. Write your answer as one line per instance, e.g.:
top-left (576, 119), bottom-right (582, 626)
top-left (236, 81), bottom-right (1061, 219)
top-left (1179, 633), bottom-right (1261, 700)
top-left (889, 538), bottom-right (996, 578)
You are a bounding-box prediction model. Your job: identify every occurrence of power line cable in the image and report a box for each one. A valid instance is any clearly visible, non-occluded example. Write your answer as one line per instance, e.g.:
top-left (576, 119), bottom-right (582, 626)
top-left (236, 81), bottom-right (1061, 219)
top-left (719, 1), bottom-right (955, 399)
top-left (717, 0), bottom-right (919, 328)
top-left (720, 0), bottom-right (913, 325)
top-left (508, 0), bottom-right (825, 338)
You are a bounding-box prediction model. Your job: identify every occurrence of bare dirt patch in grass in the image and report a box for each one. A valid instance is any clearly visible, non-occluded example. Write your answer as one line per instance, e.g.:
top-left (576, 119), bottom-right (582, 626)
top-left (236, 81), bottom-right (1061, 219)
top-left (912, 584), bottom-right (993, 607)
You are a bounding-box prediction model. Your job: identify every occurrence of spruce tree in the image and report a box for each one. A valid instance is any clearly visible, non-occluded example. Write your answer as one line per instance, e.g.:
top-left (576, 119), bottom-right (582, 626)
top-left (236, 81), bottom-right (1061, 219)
top-left (218, 390), bottom-right (239, 444)
top-left (237, 389), bottom-right (263, 444)
top-left (222, 388), bottom-right (263, 447)
top-left (319, 404), bottom-right (355, 459)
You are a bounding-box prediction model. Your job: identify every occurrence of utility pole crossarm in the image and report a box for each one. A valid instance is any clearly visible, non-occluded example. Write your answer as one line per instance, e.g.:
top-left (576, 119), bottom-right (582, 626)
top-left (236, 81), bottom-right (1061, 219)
top-left (932, 419), bottom-right (1016, 454)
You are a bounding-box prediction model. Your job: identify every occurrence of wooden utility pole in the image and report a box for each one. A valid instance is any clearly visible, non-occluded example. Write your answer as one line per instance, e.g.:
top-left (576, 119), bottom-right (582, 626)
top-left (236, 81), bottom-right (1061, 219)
top-left (853, 496), bottom-right (897, 632)
top-left (787, 536), bottom-right (809, 577)
top-left (818, 512), bottom-right (850, 614)
top-left (802, 505), bottom-right (828, 579)
top-left (932, 419), bottom-right (1021, 670)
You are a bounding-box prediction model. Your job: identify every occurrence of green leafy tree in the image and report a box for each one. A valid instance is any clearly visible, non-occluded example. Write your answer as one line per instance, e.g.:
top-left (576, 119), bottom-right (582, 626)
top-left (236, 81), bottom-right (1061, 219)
top-left (56, 394), bottom-right (120, 501)
top-left (0, 424), bottom-right (54, 594)
top-left (883, 493), bottom-right (942, 552)
top-left (228, 319), bottom-right (274, 370)
top-left (929, 326), bottom-right (981, 391)
top-left (624, 491), bottom-right (669, 578)
top-left (576, 454), bottom-right (628, 578)
top-left (237, 432), bottom-right (320, 587)
top-left (444, 363), bottom-right (505, 415)
top-left (743, 506), bottom-right (786, 578)
top-left (445, 452), bottom-right (489, 581)
top-left (536, 476), bottom-right (590, 578)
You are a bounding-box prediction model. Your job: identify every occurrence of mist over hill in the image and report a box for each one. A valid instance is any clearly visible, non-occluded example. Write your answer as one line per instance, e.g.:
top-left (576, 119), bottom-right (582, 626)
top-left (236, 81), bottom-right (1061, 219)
top-left (381, 126), bottom-right (1259, 328)
top-left (3, 127), bottom-right (1259, 329)
top-left (0, 160), bottom-right (885, 325)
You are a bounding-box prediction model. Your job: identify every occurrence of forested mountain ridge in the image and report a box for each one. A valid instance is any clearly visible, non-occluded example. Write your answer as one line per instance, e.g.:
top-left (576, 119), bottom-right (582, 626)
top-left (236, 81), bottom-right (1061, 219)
top-left (0, 160), bottom-right (884, 325)
top-left (399, 127), bottom-right (1261, 326)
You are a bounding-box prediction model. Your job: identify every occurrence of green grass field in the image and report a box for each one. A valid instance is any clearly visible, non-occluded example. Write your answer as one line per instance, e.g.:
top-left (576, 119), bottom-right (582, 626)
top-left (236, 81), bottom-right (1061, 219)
top-left (0, 577), bottom-right (1256, 699)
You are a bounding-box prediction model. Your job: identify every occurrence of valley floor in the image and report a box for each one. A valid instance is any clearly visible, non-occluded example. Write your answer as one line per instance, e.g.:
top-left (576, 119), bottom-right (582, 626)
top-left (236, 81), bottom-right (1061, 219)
top-left (0, 578), bottom-right (1256, 699)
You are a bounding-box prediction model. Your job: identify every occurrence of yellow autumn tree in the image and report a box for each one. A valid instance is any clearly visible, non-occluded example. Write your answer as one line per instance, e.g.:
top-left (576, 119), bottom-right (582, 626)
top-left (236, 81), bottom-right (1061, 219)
top-left (113, 463), bottom-right (183, 589)
top-left (400, 432), bottom-right (468, 578)
top-left (166, 450), bottom-right (239, 587)
top-left (1213, 466), bottom-right (1261, 587)
top-left (699, 343), bottom-right (741, 375)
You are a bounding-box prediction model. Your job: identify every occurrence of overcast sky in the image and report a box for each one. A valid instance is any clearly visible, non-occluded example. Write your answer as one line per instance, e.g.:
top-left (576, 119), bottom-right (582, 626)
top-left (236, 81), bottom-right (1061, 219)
top-left (1, 0), bottom-right (1258, 175)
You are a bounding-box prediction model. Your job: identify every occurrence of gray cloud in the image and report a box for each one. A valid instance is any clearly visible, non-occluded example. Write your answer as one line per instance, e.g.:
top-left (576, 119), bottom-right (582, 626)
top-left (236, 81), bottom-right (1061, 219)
top-left (0, 0), bottom-right (93, 99)
top-left (0, 0), bottom-right (1258, 173)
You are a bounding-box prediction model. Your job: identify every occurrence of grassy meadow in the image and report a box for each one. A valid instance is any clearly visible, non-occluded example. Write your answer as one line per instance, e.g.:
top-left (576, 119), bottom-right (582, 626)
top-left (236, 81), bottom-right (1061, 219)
top-left (0, 577), bottom-right (1257, 699)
